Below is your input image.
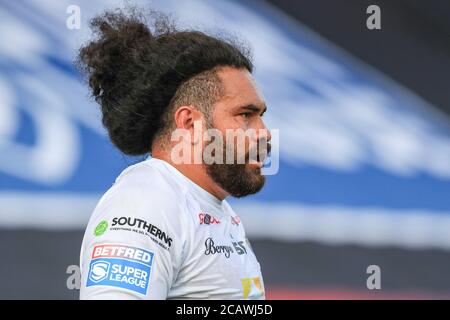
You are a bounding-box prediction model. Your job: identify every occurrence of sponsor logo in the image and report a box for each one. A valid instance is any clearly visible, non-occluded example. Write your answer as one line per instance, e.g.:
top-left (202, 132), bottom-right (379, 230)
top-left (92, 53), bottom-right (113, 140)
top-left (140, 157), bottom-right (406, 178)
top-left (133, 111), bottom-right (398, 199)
top-left (231, 216), bottom-right (241, 226)
top-left (204, 237), bottom-right (233, 258)
top-left (232, 241), bottom-right (247, 255)
top-left (86, 244), bottom-right (154, 295)
top-left (241, 277), bottom-right (264, 299)
top-left (89, 261), bottom-right (110, 282)
top-left (199, 213), bottom-right (221, 225)
top-left (203, 238), bottom-right (248, 258)
top-left (110, 217), bottom-right (172, 251)
top-left (94, 220), bottom-right (108, 236)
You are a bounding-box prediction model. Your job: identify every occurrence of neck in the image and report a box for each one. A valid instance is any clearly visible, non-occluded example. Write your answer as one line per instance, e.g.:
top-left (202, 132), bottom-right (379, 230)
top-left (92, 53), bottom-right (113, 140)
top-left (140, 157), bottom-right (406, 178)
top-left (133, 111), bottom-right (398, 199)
top-left (151, 149), bottom-right (228, 201)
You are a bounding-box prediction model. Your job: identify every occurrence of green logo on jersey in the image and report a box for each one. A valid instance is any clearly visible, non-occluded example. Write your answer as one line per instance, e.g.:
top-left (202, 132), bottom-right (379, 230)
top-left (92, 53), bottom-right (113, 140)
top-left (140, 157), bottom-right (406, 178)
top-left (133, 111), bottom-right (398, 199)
top-left (94, 220), bottom-right (108, 236)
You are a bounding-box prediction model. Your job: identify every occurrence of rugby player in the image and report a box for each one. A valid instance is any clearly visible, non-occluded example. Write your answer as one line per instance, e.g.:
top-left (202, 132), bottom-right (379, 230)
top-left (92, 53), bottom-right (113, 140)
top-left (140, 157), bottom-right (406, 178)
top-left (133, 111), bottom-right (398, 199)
top-left (78, 7), bottom-right (271, 300)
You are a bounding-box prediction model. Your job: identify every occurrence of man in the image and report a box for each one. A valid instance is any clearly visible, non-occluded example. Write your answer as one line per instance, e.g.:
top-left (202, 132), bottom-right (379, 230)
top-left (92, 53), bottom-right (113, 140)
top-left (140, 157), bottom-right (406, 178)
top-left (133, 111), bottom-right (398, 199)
top-left (78, 7), bottom-right (271, 299)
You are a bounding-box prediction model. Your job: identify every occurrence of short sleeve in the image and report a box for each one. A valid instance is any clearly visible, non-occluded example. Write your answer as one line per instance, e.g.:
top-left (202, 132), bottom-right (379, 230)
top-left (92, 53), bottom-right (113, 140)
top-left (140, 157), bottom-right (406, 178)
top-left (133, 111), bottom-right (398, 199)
top-left (79, 182), bottom-right (186, 300)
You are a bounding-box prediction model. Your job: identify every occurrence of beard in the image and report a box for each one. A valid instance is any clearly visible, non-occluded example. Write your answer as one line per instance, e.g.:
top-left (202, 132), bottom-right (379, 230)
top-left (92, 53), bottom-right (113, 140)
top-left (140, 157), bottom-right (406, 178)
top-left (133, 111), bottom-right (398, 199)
top-left (204, 124), bottom-right (268, 198)
top-left (206, 162), bottom-right (265, 198)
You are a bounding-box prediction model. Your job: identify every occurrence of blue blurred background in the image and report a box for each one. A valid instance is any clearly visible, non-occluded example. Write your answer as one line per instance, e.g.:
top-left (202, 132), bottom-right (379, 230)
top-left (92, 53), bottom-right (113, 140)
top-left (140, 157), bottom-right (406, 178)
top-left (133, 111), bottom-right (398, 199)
top-left (1, 0), bottom-right (450, 299)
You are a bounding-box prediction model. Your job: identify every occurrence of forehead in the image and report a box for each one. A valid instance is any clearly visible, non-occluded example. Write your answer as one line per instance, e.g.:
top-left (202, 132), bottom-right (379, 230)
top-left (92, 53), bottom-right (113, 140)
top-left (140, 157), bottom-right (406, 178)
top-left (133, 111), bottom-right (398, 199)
top-left (216, 67), bottom-right (265, 108)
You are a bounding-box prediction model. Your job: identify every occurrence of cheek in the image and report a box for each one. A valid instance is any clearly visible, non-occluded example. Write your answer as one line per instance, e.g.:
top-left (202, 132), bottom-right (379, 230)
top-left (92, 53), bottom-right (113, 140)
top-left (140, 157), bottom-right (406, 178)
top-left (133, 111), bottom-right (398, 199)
top-left (214, 114), bottom-right (243, 131)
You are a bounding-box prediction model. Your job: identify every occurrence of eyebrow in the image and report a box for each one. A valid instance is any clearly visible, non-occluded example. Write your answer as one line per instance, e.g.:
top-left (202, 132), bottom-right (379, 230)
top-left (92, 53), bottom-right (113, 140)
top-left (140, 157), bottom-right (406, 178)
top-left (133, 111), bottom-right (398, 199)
top-left (239, 103), bottom-right (267, 115)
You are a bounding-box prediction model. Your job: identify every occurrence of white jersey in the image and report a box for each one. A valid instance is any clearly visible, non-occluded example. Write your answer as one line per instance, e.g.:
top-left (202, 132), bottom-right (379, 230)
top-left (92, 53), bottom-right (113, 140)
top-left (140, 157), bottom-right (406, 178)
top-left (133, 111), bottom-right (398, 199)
top-left (79, 158), bottom-right (265, 300)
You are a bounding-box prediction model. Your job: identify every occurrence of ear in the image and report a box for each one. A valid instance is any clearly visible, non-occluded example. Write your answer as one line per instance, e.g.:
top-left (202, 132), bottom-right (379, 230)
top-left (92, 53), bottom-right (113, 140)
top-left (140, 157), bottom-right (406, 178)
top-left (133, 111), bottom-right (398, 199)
top-left (173, 106), bottom-right (204, 145)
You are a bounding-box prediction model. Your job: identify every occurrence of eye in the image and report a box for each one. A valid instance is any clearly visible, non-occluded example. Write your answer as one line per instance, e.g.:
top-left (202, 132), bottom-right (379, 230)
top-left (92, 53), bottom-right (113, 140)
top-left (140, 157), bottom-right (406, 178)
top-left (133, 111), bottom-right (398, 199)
top-left (240, 112), bottom-right (252, 118)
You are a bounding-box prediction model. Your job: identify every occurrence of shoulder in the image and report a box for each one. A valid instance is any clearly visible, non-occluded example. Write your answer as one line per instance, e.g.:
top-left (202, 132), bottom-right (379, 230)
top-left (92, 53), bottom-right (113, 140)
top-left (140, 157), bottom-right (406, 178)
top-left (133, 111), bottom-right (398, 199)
top-left (98, 160), bottom-right (185, 217)
top-left (80, 160), bottom-right (194, 299)
top-left (85, 160), bottom-right (194, 244)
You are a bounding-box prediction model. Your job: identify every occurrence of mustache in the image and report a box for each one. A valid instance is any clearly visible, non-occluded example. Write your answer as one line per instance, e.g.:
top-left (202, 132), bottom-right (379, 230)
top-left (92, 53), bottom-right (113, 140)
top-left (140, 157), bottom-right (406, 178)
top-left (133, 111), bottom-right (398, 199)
top-left (211, 138), bottom-right (271, 164)
top-left (246, 140), bottom-right (271, 163)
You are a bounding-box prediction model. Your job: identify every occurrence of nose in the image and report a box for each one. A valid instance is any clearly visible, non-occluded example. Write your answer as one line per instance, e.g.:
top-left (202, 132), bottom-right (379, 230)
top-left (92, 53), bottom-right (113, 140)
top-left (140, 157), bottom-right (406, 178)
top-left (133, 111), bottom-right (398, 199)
top-left (256, 118), bottom-right (271, 143)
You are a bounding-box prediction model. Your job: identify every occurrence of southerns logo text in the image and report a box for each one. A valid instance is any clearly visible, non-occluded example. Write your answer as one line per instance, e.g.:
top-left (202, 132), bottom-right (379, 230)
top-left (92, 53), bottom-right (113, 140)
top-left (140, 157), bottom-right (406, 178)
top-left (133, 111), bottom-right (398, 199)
top-left (110, 217), bottom-right (172, 251)
top-left (86, 244), bottom-right (154, 295)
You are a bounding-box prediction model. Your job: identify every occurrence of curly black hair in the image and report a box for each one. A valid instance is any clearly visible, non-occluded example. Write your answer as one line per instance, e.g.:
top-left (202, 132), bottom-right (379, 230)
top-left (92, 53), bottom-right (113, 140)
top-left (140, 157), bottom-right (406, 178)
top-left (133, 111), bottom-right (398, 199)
top-left (77, 7), bottom-right (253, 156)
